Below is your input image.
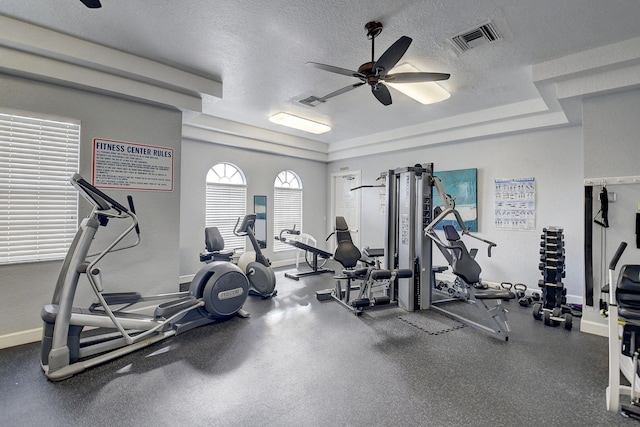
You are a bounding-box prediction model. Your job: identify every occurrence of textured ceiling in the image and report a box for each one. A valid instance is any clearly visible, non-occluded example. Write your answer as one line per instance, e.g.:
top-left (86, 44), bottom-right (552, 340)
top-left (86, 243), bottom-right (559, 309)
top-left (2, 0), bottom-right (640, 150)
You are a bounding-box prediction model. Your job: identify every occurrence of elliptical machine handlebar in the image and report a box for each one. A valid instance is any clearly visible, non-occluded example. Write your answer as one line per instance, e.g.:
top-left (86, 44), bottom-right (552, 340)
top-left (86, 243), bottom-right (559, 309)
top-left (72, 174), bottom-right (130, 214)
top-left (71, 174), bottom-right (141, 257)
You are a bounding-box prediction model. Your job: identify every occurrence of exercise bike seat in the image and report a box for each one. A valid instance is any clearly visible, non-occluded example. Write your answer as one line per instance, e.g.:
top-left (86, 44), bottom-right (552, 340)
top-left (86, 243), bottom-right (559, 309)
top-left (200, 227), bottom-right (234, 262)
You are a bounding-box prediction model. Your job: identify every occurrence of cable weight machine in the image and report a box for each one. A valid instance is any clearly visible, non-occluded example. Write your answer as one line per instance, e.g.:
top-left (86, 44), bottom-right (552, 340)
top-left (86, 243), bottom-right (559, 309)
top-left (384, 164), bottom-right (434, 311)
top-left (383, 164), bottom-right (513, 339)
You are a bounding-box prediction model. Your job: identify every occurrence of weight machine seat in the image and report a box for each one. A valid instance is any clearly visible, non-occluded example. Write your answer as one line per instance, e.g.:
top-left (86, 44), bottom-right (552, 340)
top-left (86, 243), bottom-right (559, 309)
top-left (443, 225), bottom-right (481, 284)
top-left (333, 216), bottom-right (362, 270)
top-left (441, 225), bottom-right (513, 300)
top-left (617, 265), bottom-right (640, 321)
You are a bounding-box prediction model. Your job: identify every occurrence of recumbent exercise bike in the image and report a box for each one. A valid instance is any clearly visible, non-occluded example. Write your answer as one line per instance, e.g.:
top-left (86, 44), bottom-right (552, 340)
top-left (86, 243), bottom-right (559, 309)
top-left (200, 215), bottom-right (277, 299)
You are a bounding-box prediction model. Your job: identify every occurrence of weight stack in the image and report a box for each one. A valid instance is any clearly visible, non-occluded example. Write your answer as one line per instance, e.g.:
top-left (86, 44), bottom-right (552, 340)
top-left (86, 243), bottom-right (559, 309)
top-left (538, 226), bottom-right (567, 309)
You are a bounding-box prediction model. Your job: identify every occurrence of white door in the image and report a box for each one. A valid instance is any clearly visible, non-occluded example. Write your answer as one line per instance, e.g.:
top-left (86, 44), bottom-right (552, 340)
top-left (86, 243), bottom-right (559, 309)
top-left (330, 171), bottom-right (361, 252)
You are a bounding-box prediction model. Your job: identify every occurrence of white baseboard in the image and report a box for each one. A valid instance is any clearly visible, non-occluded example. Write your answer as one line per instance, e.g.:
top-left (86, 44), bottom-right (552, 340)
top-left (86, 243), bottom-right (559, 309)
top-left (179, 274), bottom-right (195, 284)
top-left (271, 259), bottom-right (296, 269)
top-left (580, 319), bottom-right (608, 337)
top-left (0, 328), bottom-right (42, 349)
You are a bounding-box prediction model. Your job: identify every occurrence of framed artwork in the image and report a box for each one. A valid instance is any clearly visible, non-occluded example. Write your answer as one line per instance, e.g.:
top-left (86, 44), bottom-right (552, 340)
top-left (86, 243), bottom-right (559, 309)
top-left (433, 168), bottom-right (478, 232)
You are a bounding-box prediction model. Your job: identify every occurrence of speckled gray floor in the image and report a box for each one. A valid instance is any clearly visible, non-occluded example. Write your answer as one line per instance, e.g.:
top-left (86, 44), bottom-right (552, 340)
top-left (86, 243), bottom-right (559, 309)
top-left (0, 262), bottom-right (637, 426)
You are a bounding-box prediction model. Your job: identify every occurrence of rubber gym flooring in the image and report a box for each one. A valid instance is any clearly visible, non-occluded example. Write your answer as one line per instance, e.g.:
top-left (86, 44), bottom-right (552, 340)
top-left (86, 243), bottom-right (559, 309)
top-left (0, 261), bottom-right (637, 426)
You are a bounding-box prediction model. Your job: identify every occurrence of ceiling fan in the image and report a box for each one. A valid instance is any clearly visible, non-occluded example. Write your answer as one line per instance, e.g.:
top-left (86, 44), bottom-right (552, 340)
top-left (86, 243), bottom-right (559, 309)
top-left (80, 0), bottom-right (102, 8)
top-left (307, 21), bottom-right (450, 106)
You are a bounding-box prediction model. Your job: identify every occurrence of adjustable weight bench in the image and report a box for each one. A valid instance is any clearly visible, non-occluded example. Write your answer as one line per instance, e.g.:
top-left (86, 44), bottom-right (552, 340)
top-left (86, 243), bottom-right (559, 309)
top-left (275, 231), bottom-right (335, 280)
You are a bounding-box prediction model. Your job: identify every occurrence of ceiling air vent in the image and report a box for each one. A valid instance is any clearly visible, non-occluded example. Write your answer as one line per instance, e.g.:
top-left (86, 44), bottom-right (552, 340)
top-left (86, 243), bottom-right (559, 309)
top-left (451, 21), bottom-right (502, 52)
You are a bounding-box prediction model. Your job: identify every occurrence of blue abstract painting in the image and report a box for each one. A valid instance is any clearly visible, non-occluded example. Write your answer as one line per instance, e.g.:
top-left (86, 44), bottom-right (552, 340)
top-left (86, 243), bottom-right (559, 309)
top-left (433, 168), bottom-right (478, 232)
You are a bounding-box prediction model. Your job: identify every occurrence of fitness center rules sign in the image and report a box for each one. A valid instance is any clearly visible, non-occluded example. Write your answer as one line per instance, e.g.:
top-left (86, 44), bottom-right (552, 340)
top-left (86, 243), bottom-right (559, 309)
top-left (91, 138), bottom-right (174, 191)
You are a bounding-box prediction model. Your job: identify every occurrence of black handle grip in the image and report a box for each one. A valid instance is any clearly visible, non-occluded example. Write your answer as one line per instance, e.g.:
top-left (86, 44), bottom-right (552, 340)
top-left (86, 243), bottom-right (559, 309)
top-left (609, 242), bottom-right (628, 270)
top-left (77, 177), bottom-right (129, 213)
top-left (488, 243), bottom-right (496, 257)
top-left (127, 195), bottom-right (140, 235)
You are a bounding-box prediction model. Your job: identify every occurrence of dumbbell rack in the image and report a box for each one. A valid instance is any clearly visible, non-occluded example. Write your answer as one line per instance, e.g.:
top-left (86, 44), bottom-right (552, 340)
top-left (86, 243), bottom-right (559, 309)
top-left (533, 226), bottom-right (572, 330)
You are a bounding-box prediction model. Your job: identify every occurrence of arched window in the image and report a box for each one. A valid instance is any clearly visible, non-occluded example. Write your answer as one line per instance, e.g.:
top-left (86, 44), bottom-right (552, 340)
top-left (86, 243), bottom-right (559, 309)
top-left (206, 162), bottom-right (247, 251)
top-left (273, 170), bottom-right (303, 252)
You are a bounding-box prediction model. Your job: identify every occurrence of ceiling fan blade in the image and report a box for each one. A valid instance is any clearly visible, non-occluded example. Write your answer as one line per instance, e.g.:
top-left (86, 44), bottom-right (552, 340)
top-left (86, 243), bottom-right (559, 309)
top-left (306, 62), bottom-right (364, 79)
top-left (372, 83), bottom-right (392, 106)
top-left (383, 72), bottom-right (451, 83)
top-left (373, 36), bottom-right (412, 77)
top-left (80, 0), bottom-right (102, 7)
top-left (318, 82), bottom-right (366, 102)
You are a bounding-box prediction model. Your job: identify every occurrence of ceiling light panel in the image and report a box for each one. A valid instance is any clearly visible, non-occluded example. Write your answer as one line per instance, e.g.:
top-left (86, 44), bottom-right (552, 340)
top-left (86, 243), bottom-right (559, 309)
top-left (269, 112), bottom-right (331, 134)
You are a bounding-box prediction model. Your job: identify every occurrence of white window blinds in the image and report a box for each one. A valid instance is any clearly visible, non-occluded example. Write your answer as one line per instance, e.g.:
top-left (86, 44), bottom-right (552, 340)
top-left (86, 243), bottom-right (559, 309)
top-left (0, 111), bottom-right (80, 264)
top-left (205, 183), bottom-right (247, 251)
top-left (273, 187), bottom-right (303, 252)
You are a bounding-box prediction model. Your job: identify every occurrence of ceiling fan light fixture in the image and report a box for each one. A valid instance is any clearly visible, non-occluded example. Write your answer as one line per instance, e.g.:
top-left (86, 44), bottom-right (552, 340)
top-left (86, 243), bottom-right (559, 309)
top-left (386, 63), bottom-right (450, 104)
top-left (269, 112), bottom-right (331, 134)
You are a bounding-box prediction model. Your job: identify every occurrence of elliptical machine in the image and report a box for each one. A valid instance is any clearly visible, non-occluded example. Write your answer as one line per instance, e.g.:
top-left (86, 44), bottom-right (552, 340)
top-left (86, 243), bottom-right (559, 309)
top-left (40, 174), bottom-right (250, 381)
top-left (235, 214), bottom-right (277, 299)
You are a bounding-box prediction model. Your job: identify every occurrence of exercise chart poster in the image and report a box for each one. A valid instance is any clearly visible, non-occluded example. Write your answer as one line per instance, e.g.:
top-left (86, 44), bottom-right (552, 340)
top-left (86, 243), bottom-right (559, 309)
top-left (494, 177), bottom-right (536, 231)
top-left (92, 138), bottom-right (174, 191)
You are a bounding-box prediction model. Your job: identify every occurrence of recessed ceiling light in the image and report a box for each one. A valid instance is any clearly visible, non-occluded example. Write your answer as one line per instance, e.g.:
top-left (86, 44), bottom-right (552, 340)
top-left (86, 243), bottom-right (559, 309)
top-left (269, 112), bottom-right (331, 134)
top-left (387, 63), bottom-right (451, 105)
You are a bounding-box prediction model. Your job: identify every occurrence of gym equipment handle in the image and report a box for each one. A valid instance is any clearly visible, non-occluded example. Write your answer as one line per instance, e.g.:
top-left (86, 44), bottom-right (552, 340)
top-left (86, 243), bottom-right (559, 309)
top-left (609, 242), bottom-right (627, 270)
top-left (76, 176), bottom-right (130, 213)
top-left (127, 195), bottom-right (140, 235)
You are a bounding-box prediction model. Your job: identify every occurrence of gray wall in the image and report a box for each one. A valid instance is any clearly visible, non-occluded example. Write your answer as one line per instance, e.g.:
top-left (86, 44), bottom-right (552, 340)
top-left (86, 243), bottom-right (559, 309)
top-left (179, 138), bottom-right (328, 277)
top-left (584, 88), bottom-right (640, 270)
top-left (0, 74), bottom-right (183, 336)
top-left (582, 89), bottom-right (640, 331)
top-left (328, 126), bottom-right (585, 301)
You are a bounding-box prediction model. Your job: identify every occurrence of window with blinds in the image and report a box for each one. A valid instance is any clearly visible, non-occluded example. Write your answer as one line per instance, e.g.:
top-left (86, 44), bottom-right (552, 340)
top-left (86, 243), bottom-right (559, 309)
top-left (273, 170), bottom-right (302, 252)
top-left (205, 163), bottom-right (247, 251)
top-left (0, 111), bottom-right (80, 264)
